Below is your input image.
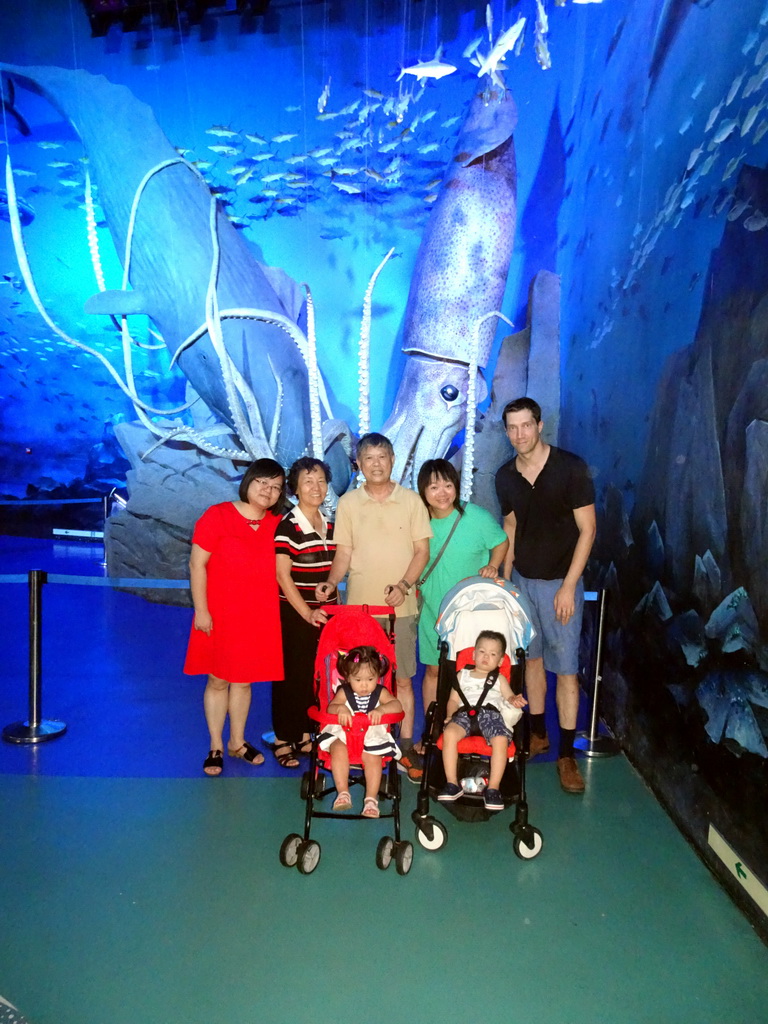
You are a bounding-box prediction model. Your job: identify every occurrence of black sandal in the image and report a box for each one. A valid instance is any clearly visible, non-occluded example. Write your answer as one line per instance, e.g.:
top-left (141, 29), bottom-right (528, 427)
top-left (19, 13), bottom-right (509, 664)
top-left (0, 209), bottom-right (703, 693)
top-left (203, 749), bottom-right (223, 776)
top-left (273, 742), bottom-right (300, 769)
top-left (227, 741), bottom-right (265, 766)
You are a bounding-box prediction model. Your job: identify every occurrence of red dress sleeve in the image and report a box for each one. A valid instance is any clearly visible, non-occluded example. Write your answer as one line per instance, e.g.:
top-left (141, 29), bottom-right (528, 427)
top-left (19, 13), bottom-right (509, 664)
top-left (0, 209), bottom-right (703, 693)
top-left (192, 504), bottom-right (224, 553)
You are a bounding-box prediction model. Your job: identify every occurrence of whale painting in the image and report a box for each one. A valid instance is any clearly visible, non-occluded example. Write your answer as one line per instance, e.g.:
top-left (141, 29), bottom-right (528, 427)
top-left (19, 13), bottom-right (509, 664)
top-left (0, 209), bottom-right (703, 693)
top-left (0, 62), bottom-right (317, 468)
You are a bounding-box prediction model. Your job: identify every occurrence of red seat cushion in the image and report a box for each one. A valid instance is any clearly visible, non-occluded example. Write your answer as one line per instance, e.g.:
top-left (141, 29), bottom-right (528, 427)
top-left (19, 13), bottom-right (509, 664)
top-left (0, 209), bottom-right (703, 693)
top-left (436, 733), bottom-right (516, 757)
top-left (441, 647), bottom-right (517, 757)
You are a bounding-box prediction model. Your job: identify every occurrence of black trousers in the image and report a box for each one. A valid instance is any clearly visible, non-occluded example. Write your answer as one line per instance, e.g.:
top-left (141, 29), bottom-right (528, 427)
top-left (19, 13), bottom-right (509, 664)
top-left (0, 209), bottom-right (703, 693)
top-left (272, 600), bottom-right (321, 744)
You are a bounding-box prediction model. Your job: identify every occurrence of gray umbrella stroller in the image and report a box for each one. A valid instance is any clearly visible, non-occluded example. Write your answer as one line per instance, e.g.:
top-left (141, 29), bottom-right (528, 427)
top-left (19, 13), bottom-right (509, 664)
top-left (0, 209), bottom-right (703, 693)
top-left (412, 575), bottom-right (544, 859)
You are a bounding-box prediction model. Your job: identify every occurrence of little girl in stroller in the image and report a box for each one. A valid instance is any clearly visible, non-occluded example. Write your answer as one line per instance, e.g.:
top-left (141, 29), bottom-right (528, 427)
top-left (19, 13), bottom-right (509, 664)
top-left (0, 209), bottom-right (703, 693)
top-left (279, 605), bottom-right (415, 875)
top-left (320, 646), bottom-right (402, 818)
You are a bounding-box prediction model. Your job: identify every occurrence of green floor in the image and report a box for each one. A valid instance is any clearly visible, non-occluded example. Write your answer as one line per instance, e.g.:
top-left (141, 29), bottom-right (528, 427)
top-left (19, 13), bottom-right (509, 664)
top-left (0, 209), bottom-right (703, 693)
top-left (2, 757), bottom-right (766, 1024)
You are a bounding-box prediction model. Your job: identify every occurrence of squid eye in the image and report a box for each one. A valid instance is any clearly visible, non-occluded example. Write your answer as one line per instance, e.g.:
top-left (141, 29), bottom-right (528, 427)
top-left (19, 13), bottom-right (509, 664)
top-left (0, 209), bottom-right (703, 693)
top-left (441, 384), bottom-right (459, 402)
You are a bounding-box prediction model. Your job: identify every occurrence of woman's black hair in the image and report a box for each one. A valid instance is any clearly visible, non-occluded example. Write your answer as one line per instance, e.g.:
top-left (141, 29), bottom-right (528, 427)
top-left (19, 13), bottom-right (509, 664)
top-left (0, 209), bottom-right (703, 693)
top-left (239, 458), bottom-right (286, 511)
top-left (286, 456), bottom-right (332, 497)
top-left (337, 645), bottom-right (389, 681)
top-left (417, 458), bottom-right (464, 518)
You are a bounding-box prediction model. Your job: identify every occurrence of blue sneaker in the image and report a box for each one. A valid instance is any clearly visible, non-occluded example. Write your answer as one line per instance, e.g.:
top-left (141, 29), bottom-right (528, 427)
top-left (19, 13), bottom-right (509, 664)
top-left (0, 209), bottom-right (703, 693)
top-left (483, 788), bottom-right (504, 810)
top-left (437, 783), bottom-right (463, 802)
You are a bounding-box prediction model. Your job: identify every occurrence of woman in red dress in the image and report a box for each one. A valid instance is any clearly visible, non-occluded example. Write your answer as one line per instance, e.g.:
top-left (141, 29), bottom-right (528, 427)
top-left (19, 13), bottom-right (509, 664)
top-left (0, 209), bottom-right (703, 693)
top-left (185, 459), bottom-right (286, 776)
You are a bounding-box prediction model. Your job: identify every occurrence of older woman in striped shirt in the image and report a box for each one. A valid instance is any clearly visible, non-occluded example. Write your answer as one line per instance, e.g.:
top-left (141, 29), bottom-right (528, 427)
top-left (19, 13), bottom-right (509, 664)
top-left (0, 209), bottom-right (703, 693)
top-left (273, 457), bottom-right (337, 767)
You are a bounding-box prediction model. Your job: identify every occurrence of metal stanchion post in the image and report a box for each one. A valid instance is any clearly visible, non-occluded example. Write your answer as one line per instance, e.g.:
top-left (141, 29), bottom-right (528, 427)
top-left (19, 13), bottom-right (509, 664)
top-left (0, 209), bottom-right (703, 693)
top-left (100, 492), bottom-right (110, 568)
top-left (2, 570), bottom-right (67, 744)
top-left (575, 588), bottom-right (619, 758)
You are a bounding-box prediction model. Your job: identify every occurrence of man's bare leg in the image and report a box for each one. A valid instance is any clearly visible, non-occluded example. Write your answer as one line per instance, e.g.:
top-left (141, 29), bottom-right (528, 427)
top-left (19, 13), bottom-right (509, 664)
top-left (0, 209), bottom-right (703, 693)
top-left (555, 673), bottom-right (579, 731)
top-left (397, 674), bottom-right (415, 743)
top-left (524, 657), bottom-right (547, 715)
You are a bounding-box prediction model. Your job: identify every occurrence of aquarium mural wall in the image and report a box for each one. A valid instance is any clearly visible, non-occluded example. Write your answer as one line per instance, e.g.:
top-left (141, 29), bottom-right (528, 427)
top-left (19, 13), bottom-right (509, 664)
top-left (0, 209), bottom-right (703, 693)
top-left (0, 0), bottom-right (766, 936)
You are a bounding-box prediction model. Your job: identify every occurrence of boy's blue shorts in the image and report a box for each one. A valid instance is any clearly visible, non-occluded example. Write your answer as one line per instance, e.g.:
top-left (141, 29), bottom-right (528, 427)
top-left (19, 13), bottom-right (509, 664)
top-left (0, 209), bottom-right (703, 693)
top-left (449, 707), bottom-right (513, 744)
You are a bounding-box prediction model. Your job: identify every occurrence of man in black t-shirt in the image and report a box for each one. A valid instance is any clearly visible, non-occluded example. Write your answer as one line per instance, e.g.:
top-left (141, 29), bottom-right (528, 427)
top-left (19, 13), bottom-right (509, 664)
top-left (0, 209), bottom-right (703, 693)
top-left (495, 397), bottom-right (596, 794)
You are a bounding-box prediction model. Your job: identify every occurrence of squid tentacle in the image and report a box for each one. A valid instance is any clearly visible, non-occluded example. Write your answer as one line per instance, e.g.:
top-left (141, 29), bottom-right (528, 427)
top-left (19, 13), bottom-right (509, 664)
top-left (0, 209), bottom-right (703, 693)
top-left (302, 283), bottom-right (323, 458)
top-left (358, 246), bottom-right (395, 436)
top-left (121, 157), bottom-right (271, 458)
top-left (202, 184), bottom-right (266, 456)
top-left (460, 310), bottom-right (514, 503)
top-left (84, 169), bottom-right (106, 293)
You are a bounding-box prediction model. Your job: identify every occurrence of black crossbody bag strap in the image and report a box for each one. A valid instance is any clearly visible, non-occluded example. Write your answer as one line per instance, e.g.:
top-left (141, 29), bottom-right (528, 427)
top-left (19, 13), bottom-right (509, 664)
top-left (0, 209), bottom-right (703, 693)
top-left (418, 505), bottom-right (464, 588)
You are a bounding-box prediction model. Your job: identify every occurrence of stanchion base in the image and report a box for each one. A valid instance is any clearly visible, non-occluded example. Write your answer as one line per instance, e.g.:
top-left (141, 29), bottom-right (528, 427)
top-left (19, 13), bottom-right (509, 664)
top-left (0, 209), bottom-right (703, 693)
top-left (2, 719), bottom-right (67, 744)
top-left (574, 730), bottom-right (620, 758)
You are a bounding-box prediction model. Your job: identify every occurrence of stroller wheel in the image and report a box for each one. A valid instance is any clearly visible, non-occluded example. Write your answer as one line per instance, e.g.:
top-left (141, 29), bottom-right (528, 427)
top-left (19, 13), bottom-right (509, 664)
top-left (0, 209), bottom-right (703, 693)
top-left (375, 836), bottom-right (394, 871)
top-left (394, 840), bottom-right (414, 876)
top-left (279, 833), bottom-right (302, 867)
top-left (415, 818), bottom-right (447, 852)
top-left (513, 826), bottom-right (543, 860)
top-left (297, 839), bottom-right (322, 874)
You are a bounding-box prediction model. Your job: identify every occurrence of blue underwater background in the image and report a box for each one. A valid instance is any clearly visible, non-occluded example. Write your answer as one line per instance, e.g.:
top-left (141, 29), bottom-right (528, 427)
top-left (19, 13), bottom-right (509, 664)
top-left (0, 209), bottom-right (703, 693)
top-left (1, 0), bottom-right (767, 935)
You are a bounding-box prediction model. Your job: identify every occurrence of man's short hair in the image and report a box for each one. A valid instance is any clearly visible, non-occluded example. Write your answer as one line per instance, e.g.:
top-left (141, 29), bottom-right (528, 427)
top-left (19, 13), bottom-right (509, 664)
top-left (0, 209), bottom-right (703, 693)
top-left (356, 432), bottom-right (395, 459)
top-left (501, 397), bottom-right (542, 426)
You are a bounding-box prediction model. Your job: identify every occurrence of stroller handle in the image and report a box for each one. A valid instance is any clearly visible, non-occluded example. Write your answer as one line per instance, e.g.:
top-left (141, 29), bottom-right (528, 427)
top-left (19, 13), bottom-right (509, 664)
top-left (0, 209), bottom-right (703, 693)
top-left (308, 707), bottom-right (404, 728)
top-left (321, 604), bottom-right (393, 617)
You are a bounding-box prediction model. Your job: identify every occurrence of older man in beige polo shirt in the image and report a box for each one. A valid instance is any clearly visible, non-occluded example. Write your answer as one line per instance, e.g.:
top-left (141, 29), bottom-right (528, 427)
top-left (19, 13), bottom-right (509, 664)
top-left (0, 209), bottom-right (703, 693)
top-left (316, 432), bottom-right (432, 779)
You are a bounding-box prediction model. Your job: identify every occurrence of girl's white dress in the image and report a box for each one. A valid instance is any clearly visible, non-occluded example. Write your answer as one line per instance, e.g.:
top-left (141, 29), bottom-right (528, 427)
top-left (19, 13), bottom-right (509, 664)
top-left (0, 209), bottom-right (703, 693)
top-left (318, 683), bottom-right (401, 760)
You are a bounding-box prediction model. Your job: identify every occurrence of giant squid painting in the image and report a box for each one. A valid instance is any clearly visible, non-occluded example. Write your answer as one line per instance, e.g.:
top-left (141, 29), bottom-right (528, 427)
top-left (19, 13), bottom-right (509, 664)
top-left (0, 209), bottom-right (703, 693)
top-left (0, 5), bottom-right (565, 586)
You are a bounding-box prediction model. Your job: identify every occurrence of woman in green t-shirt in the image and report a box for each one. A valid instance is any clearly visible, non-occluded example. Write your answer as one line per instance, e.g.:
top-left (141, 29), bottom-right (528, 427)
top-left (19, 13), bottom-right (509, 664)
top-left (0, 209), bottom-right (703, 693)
top-left (416, 459), bottom-right (509, 714)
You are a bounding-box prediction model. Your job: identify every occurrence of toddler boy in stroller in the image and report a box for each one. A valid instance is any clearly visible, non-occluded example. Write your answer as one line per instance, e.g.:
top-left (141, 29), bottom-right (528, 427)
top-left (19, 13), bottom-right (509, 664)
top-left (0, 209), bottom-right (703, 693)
top-left (412, 575), bottom-right (544, 859)
top-left (437, 630), bottom-right (527, 811)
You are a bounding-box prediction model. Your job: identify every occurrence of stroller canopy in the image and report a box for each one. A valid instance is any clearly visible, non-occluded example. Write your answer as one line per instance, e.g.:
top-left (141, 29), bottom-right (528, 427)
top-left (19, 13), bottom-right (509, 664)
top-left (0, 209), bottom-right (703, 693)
top-left (435, 576), bottom-right (536, 662)
top-left (315, 607), bottom-right (396, 670)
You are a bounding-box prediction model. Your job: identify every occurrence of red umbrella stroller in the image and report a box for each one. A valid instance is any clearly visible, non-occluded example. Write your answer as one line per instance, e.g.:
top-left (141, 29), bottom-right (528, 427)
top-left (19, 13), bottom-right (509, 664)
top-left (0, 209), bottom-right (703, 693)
top-left (279, 605), bottom-right (414, 875)
top-left (412, 576), bottom-right (544, 859)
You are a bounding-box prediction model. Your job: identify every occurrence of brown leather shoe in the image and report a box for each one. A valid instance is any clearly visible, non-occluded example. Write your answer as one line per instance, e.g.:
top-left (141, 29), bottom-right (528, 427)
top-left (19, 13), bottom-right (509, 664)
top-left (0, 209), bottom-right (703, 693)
top-left (557, 756), bottom-right (585, 794)
top-left (527, 732), bottom-right (550, 759)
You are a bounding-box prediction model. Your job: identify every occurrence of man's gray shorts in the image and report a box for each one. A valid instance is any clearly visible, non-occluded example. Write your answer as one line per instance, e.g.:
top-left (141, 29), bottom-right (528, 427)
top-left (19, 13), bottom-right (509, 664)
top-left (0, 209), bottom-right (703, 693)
top-left (374, 613), bottom-right (417, 679)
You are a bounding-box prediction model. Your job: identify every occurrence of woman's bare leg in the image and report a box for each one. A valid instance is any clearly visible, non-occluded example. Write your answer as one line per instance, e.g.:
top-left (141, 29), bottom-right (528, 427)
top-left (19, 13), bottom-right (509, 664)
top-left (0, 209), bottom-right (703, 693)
top-left (422, 664), bottom-right (439, 712)
top-left (226, 682), bottom-right (252, 751)
top-left (414, 664), bottom-right (439, 754)
top-left (203, 674), bottom-right (229, 750)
